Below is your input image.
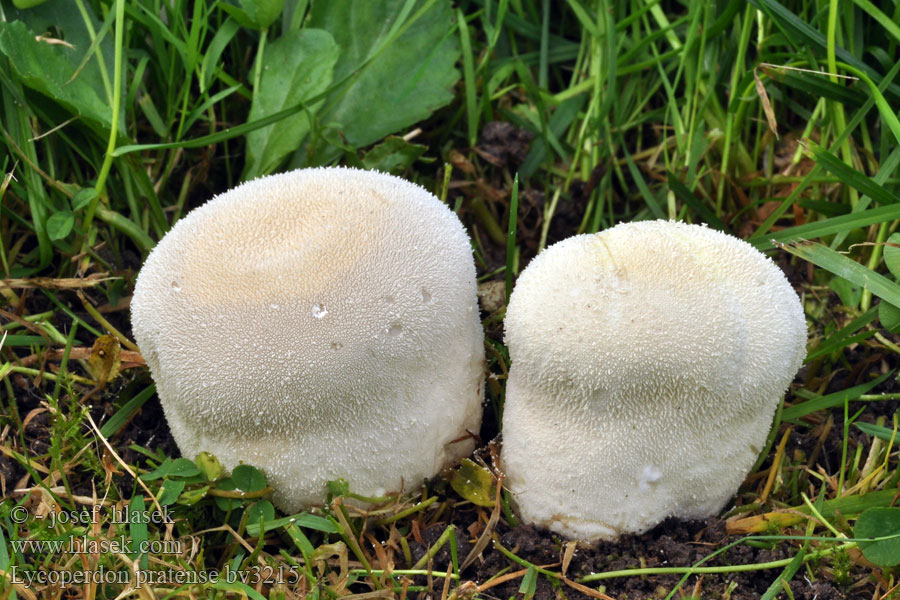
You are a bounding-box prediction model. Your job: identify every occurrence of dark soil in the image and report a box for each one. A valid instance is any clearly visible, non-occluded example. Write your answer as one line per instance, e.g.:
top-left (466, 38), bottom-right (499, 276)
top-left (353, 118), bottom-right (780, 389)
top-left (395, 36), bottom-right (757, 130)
top-left (406, 514), bottom-right (858, 600)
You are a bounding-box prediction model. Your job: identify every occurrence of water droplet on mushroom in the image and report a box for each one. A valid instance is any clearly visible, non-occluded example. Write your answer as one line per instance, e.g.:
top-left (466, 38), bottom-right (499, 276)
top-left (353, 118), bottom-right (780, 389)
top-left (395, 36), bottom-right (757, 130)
top-left (270, 303), bottom-right (279, 310)
top-left (171, 281), bottom-right (181, 292)
top-left (312, 304), bottom-right (328, 318)
top-left (388, 322), bottom-right (402, 336)
top-left (422, 289), bottom-right (432, 303)
top-left (638, 465), bottom-right (662, 491)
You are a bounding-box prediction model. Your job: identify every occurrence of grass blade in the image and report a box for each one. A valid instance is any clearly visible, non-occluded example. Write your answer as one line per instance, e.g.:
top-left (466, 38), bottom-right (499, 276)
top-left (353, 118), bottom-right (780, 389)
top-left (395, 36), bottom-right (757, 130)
top-left (782, 371), bottom-right (891, 421)
top-left (778, 240), bottom-right (900, 309)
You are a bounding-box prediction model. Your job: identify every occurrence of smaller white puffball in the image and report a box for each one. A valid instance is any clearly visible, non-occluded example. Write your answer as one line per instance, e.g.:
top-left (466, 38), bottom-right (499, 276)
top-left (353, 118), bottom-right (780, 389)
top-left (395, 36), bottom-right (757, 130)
top-left (131, 167), bottom-right (485, 512)
top-left (501, 220), bottom-right (807, 541)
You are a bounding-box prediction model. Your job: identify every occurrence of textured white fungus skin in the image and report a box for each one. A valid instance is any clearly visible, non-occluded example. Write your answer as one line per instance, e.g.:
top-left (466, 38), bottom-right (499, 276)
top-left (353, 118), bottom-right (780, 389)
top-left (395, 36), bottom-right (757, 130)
top-left (501, 220), bottom-right (807, 541)
top-left (131, 167), bottom-right (484, 512)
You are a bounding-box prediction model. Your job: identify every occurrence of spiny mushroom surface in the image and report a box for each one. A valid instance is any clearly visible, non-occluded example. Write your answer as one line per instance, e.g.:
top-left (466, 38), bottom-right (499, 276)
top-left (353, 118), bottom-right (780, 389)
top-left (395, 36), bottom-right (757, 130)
top-left (501, 220), bottom-right (807, 541)
top-left (131, 167), bottom-right (484, 512)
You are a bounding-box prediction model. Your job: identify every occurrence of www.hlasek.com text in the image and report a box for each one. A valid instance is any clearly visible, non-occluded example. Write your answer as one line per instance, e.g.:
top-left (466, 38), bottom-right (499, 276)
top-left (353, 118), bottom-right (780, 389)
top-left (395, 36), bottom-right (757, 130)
top-left (11, 535), bottom-right (182, 556)
top-left (9, 565), bottom-right (302, 587)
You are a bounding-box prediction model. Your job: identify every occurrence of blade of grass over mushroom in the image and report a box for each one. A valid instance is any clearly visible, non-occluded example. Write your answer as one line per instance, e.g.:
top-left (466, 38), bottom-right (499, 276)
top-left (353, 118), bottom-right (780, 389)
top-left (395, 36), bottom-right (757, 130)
top-left (781, 371), bottom-right (892, 422)
top-left (777, 241), bottom-right (900, 309)
top-left (749, 203), bottom-right (900, 251)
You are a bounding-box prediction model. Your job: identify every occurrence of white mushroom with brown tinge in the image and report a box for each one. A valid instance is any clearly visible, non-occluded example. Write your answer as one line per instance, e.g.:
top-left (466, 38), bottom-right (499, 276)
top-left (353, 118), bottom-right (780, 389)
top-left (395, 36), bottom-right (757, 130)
top-left (501, 220), bottom-right (807, 541)
top-left (131, 167), bottom-right (485, 513)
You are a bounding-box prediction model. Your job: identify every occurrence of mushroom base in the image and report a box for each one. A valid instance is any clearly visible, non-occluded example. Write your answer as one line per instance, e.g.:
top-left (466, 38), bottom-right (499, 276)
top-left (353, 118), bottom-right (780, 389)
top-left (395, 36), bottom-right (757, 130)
top-left (163, 368), bottom-right (483, 513)
top-left (499, 377), bottom-right (776, 542)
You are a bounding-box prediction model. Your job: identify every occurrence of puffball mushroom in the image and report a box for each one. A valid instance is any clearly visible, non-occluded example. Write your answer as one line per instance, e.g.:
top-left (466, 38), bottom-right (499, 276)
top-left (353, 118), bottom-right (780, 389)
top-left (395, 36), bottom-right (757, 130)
top-left (501, 220), bottom-right (806, 541)
top-left (131, 167), bottom-right (484, 512)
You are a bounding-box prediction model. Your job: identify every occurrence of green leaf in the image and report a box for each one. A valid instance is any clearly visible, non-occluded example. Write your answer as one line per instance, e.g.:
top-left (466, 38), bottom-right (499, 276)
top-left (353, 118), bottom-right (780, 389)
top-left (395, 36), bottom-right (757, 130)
top-left (12, 0), bottom-right (50, 8)
top-left (245, 500), bottom-right (275, 527)
top-left (158, 479), bottom-right (186, 506)
top-left (361, 136), bottom-right (426, 174)
top-left (221, 0), bottom-right (284, 30)
top-left (828, 277), bottom-right (861, 308)
top-left (215, 465), bottom-right (267, 511)
top-left (854, 507), bottom-right (900, 567)
top-left (46, 211), bottom-right (74, 241)
top-left (231, 464), bottom-right (267, 491)
top-left (128, 495), bottom-right (149, 569)
top-left (195, 451), bottom-right (225, 482)
top-left (450, 458), bottom-right (496, 507)
top-left (877, 301), bottom-right (900, 333)
top-left (300, 0), bottom-right (459, 165)
top-left (141, 457), bottom-right (200, 481)
top-left (242, 28), bottom-right (338, 179)
top-left (245, 512), bottom-right (342, 537)
top-left (177, 485), bottom-right (210, 506)
top-left (71, 188), bottom-right (98, 212)
top-left (0, 3), bottom-right (122, 137)
top-left (884, 233), bottom-right (900, 278)
top-left (327, 478), bottom-right (350, 497)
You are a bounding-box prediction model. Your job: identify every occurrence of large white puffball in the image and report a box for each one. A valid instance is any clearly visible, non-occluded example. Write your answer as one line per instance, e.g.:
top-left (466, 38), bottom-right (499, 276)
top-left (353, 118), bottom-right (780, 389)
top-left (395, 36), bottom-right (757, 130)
top-left (132, 167), bottom-right (484, 512)
top-left (501, 220), bottom-right (806, 541)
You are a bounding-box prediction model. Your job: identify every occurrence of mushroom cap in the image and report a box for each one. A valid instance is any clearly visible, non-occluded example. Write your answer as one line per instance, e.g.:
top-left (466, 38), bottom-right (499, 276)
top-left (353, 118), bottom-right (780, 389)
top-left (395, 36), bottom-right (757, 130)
top-left (501, 220), bottom-right (806, 541)
top-left (131, 167), bottom-right (484, 512)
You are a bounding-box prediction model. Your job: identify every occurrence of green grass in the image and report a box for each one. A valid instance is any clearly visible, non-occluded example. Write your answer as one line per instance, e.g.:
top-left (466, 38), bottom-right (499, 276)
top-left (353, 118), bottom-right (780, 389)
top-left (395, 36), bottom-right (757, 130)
top-left (1, 0), bottom-right (900, 598)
